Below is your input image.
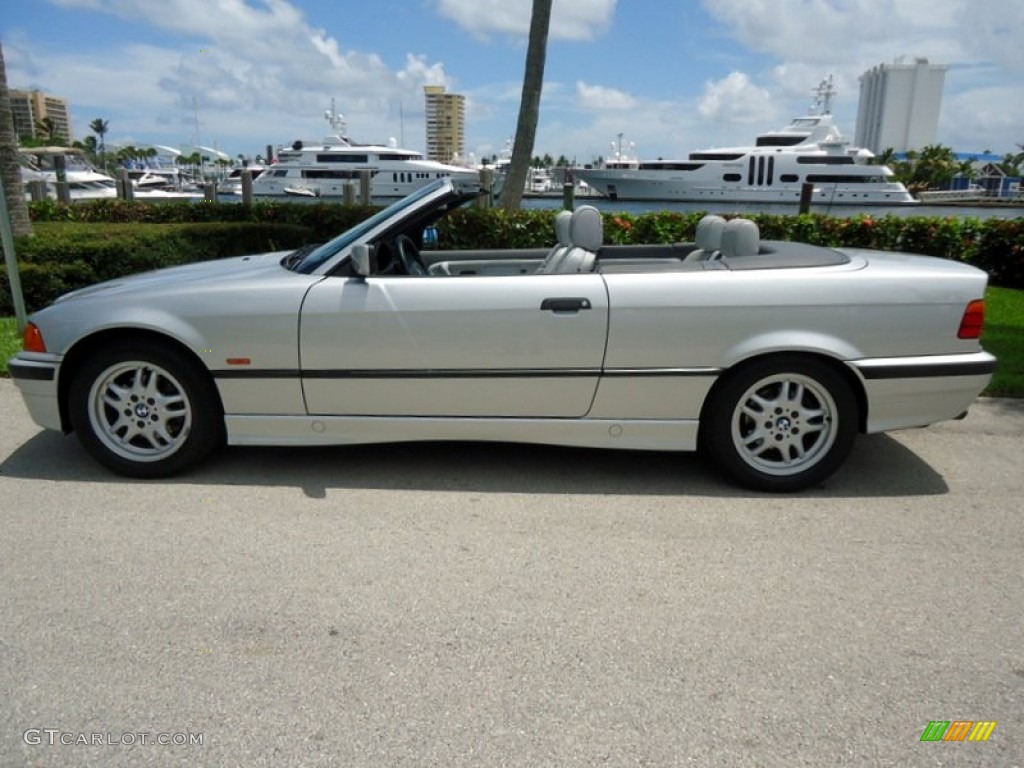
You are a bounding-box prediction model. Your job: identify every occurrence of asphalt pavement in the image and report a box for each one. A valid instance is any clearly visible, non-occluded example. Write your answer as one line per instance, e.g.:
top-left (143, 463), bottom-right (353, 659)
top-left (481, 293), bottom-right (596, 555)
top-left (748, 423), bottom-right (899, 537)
top-left (1, 378), bottom-right (1021, 767)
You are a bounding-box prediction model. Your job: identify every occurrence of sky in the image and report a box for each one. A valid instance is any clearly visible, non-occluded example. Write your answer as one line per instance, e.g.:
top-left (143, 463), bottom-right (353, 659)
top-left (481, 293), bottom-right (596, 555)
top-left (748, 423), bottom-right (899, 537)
top-left (3, 0), bottom-right (1023, 165)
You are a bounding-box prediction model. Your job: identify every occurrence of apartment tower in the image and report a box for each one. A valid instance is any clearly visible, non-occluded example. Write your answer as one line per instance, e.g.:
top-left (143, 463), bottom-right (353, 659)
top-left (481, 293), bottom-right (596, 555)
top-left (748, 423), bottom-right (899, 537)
top-left (424, 85), bottom-right (465, 163)
top-left (854, 57), bottom-right (947, 154)
top-left (10, 89), bottom-right (73, 144)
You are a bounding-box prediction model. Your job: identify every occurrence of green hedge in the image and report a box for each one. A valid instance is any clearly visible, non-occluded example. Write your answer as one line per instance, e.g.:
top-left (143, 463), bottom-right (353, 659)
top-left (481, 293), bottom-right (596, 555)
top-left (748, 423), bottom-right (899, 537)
top-left (28, 198), bottom-right (377, 242)
top-left (436, 208), bottom-right (1023, 288)
top-left (4, 200), bottom-right (1022, 316)
top-left (1, 221), bottom-right (312, 313)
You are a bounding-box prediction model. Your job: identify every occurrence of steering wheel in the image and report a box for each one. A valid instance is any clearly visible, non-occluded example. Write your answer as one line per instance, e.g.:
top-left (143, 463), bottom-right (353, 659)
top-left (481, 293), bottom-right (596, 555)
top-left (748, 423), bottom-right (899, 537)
top-left (394, 234), bottom-right (427, 276)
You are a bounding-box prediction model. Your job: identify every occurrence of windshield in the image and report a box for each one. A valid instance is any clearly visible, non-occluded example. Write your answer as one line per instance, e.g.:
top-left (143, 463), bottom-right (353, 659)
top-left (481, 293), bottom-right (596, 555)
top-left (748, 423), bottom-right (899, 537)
top-left (288, 181), bottom-right (450, 274)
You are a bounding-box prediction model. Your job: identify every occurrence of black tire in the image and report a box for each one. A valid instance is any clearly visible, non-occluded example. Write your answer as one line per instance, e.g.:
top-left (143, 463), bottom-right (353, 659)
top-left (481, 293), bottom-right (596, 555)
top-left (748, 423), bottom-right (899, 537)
top-left (702, 356), bottom-right (858, 492)
top-left (68, 344), bottom-right (224, 478)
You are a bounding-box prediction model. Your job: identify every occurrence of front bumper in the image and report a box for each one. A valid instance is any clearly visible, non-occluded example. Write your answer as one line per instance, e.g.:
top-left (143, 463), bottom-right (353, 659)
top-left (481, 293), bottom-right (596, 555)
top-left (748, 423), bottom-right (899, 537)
top-left (8, 355), bottom-right (63, 432)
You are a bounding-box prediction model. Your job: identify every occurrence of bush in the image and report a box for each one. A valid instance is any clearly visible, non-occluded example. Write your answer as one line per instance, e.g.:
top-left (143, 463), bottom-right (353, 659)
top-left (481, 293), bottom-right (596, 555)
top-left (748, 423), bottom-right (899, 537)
top-left (2, 221), bottom-right (313, 313)
top-left (8, 202), bottom-right (1024, 317)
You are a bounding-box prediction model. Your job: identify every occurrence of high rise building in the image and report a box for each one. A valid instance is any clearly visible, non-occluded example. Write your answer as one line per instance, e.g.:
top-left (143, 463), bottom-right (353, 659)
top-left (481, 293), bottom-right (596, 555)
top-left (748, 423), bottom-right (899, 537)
top-left (10, 89), bottom-right (74, 144)
top-left (855, 57), bottom-right (947, 154)
top-left (424, 85), bottom-right (465, 163)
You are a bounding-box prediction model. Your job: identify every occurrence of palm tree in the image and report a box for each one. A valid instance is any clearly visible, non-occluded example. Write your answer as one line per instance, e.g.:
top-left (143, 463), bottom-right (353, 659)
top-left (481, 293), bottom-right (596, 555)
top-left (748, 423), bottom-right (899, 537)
top-left (499, 0), bottom-right (553, 210)
top-left (90, 118), bottom-right (109, 169)
top-left (73, 135), bottom-right (99, 164)
top-left (955, 159), bottom-right (976, 181)
top-left (0, 41), bottom-right (32, 238)
top-left (872, 147), bottom-right (897, 167)
top-left (36, 116), bottom-right (59, 144)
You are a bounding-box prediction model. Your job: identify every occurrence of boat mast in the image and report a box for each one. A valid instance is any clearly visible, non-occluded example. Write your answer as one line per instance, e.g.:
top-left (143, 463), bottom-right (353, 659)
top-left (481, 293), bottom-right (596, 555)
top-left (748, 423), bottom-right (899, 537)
top-left (813, 75), bottom-right (836, 115)
top-left (325, 98), bottom-right (347, 137)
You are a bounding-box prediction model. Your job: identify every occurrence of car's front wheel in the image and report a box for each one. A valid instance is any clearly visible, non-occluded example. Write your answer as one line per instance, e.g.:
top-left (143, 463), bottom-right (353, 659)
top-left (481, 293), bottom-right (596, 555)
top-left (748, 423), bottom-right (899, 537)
top-left (702, 356), bottom-right (858, 492)
top-left (68, 345), bottom-right (224, 478)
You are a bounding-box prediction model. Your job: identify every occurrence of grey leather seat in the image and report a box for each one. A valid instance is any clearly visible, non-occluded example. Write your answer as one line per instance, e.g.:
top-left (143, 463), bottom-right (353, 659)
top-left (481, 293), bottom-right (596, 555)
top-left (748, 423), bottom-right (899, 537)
top-left (537, 210), bottom-right (574, 273)
top-left (719, 218), bottom-right (760, 258)
top-left (557, 205), bottom-right (602, 273)
top-left (683, 214), bottom-right (726, 261)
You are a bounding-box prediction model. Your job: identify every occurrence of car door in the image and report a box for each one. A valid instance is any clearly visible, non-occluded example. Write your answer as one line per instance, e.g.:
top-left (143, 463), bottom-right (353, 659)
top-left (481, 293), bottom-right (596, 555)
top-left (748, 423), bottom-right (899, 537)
top-left (299, 273), bottom-right (609, 417)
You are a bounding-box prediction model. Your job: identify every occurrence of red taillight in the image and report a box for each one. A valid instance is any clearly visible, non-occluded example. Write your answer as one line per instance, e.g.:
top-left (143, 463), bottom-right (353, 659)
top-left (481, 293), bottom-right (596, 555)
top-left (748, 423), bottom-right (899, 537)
top-left (22, 322), bottom-right (46, 353)
top-left (957, 299), bottom-right (985, 340)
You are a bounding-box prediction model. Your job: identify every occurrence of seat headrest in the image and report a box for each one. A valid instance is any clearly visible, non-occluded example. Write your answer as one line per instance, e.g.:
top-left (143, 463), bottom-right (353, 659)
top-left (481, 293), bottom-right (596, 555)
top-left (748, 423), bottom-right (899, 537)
top-left (695, 214), bottom-right (726, 251)
top-left (570, 206), bottom-right (603, 251)
top-left (554, 210), bottom-right (573, 247)
top-left (720, 218), bottom-right (760, 258)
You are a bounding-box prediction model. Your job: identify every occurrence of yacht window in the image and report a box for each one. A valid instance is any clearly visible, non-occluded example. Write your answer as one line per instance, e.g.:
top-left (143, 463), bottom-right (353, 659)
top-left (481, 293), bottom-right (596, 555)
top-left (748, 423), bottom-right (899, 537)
top-left (797, 156), bottom-right (856, 165)
top-left (755, 136), bottom-right (806, 147)
top-left (317, 154), bottom-right (369, 163)
top-left (690, 152), bottom-right (744, 161)
top-left (638, 162), bottom-right (702, 171)
top-left (780, 174), bottom-right (799, 183)
top-left (723, 173), bottom-right (741, 182)
top-left (304, 170), bottom-right (358, 179)
top-left (805, 174), bottom-right (881, 184)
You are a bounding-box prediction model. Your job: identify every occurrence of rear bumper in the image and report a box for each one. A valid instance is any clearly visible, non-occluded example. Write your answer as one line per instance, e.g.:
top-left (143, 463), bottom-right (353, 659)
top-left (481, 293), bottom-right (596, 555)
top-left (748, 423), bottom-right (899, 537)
top-left (850, 351), bottom-right (996, 433)
top-left (8, 355), bottom-right (63, 432)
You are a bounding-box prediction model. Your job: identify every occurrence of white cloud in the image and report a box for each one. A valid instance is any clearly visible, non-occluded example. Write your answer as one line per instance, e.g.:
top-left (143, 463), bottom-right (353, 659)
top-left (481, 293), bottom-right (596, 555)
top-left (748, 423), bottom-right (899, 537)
top-left (700, 0), bottom-right (960, 65)
top-left (436, 0), bottom-right (616, 41)
top-left (11, 0), bottom-right (457, 154)
top-left (941, 86), bottom-right (1024, 153)
top-left (697, 72), bottom-right (777, 125)
top-left (13, 0), bottom-right (1024, 162)
top-left (697, 0), bottom-right (1024, 151)
top-left (953, 0), bottom-right (1024, 74)
top-left (575, 81), bottom-right (637, 110)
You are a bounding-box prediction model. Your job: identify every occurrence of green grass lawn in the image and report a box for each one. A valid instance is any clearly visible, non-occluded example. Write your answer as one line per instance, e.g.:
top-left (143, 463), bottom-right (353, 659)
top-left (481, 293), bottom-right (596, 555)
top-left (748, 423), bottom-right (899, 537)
top-left (981, 286), bottom-right (1024, 397)
top-left (2, 287), bottom-right (1022, 395)
top-left (0, 317), bottom-right (18, 374)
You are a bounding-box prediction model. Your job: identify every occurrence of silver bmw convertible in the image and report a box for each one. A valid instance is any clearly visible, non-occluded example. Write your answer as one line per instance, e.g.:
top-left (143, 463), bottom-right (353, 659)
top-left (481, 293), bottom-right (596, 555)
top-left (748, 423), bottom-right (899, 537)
top-left (8, 178), bottom-right (996, 491)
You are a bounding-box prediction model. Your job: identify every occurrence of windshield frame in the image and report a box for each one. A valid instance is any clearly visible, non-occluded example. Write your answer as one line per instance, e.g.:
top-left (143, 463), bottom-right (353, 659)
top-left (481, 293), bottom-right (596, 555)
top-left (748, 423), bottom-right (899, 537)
top-left (289, 179), bottom-right (459, 275)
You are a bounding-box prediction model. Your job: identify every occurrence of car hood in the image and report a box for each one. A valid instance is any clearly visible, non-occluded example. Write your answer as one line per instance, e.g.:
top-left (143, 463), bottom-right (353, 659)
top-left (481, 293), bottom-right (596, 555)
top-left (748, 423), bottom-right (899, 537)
top-left (55, 249), bottom-right (295, 303)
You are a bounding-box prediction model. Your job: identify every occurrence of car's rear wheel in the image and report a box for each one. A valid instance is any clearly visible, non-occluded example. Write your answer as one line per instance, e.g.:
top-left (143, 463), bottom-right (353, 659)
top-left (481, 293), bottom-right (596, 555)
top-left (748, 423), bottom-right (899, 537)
top-left (68, 345), bottom-right (224, 478)
top-left (702, 356), bottom-right (858, 492)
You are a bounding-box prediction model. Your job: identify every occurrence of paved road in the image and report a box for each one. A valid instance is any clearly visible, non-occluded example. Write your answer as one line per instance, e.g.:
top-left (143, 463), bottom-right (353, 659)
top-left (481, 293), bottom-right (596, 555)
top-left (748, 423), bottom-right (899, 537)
top-left (1, 378), bottom-right (1021, 767)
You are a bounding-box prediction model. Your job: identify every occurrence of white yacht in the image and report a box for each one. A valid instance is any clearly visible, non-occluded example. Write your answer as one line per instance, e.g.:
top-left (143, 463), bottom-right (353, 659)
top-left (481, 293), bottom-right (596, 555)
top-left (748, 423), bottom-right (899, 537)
top-left (253, 107), bottom-right (483, 200)
top-left (21, 148), bottom-right (118, 200)
top-left (216, 163), bottom-right (267, 195)
top-left (21, 147), bottom-right (202, 202)
top-left (572, 78), bottom-right (916, 206)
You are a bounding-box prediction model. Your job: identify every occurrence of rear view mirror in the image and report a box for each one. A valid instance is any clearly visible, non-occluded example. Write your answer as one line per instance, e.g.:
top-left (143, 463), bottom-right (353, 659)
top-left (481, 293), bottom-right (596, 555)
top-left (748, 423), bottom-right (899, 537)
top-left (350, 244), bottom-right (373, 276)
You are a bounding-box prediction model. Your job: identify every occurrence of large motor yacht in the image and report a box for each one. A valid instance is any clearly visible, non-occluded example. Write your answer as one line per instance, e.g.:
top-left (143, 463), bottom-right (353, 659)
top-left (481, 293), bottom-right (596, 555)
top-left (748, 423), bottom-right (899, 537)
top-left (572, 78), bottom-right (916, 205)
top-left (253, 107), bottom-right (483, 199)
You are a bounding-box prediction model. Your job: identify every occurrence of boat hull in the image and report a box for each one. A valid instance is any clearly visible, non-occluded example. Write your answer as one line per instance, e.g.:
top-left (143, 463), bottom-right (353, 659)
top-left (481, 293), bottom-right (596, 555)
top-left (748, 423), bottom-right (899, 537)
top-left (573, 170), bottom-right (917, 205)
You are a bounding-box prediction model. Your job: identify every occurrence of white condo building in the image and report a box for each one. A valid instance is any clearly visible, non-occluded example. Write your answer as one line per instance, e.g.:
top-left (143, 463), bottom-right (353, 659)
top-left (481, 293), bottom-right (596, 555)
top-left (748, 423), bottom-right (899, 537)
top-left (855, 57), bottom-right (947, 154)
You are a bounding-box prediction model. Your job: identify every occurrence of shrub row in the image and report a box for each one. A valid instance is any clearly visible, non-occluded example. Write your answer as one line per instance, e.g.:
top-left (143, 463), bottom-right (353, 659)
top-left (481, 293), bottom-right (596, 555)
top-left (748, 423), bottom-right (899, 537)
top-left (2, 221), bottom-right (311, 314)
top-left (5, 201), bottom-right (1022, 315)
top-left (436, 208), bottom-right (1024, 288)
top-left (28, 198), bottom-right (377, 242)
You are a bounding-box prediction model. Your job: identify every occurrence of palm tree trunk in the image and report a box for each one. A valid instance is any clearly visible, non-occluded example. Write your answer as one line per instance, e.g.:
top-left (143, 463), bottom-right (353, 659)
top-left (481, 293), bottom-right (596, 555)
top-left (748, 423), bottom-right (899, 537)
top-left (0, 42), bottom-right (33, 238)
top-left (499, 0), bottom-right (553, 211)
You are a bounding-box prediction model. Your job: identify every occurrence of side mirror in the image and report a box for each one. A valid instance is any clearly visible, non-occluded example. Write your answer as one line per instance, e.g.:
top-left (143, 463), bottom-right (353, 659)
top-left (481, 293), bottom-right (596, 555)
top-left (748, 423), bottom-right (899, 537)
top-left (350, 243), bottom-right (373, 276)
